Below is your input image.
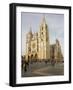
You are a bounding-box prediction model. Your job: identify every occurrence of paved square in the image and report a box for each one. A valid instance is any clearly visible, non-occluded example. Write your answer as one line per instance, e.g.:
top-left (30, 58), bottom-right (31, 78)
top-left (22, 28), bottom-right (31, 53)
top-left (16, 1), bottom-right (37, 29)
top-left (22, 62), bottom-right (64, 77)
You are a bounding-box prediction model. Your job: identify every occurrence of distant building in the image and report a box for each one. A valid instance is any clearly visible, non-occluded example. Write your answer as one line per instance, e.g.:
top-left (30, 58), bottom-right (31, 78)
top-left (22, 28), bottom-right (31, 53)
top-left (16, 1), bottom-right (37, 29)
top-left (50, 39), bottom-right (63, 62)
top-left (24, 16), bottom-right (63, 62)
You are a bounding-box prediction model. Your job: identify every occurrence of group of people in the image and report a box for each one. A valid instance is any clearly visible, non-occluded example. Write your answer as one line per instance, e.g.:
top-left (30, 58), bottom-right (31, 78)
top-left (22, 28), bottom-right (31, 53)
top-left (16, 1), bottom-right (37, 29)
top-left (22, 58), bottom-right (56, 73)
top-left (22, 58), bottom-right (29, 72)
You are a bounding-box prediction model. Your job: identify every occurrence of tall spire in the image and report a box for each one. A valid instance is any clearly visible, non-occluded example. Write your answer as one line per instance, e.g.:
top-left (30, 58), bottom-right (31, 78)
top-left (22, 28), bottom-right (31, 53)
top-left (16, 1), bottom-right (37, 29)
top-left (29, 25), bottom-right (32, 34)
top-left (40, 15), bottom-right (47, 27)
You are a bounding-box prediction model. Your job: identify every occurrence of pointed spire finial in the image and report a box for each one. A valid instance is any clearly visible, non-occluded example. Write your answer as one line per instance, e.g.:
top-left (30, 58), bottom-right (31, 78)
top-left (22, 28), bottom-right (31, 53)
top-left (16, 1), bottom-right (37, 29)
top-left (28, 25), bottom-right (32, 34)
top-left (42, 14), bottom-right (46, 25)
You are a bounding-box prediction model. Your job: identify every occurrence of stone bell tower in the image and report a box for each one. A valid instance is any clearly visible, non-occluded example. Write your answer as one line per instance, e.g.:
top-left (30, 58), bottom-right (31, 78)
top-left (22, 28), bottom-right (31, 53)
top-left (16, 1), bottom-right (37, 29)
top-left (38, 16), bottom-right (50, 61)
top-left (26, 27), bottom-right (32, 61)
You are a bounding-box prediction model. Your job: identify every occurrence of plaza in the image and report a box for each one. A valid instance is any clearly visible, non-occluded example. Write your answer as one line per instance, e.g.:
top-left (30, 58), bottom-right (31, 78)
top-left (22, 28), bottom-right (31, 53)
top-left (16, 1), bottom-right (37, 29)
top-left (22, 61), bottom-right (64, 77)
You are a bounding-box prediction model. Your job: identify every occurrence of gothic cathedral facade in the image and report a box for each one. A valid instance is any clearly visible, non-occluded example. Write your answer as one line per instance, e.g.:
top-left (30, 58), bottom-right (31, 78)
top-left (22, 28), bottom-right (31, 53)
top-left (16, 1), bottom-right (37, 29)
top-left (25, 16), bottom-right (63, 62)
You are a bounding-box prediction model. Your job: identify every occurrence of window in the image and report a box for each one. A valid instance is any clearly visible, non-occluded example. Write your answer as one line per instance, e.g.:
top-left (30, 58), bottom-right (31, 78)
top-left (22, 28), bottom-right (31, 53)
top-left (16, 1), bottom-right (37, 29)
top-left (41, 32), bottom-right (43, 35)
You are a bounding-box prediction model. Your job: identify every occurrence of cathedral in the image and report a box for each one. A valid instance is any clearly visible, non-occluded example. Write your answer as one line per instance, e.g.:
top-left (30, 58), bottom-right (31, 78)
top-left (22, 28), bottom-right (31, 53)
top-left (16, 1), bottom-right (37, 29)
top-left (24, 16), bottom-right (63, 62)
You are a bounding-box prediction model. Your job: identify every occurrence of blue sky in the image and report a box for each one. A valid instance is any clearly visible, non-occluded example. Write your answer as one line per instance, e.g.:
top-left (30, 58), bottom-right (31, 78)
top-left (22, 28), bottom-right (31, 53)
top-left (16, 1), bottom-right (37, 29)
top-left (21, 12), bottom-right (64, 56)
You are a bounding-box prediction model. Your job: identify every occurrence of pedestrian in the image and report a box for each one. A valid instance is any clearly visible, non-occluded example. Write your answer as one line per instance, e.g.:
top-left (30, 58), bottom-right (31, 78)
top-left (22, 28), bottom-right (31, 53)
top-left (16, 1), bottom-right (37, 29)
top-left (51, 59), bottom-right (55, 66)
top-left (23, 63), bottom-right (27, 72)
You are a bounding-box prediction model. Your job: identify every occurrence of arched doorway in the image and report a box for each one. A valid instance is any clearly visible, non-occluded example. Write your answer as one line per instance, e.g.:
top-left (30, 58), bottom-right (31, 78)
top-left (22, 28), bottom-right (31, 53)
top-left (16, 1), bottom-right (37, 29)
top-left (30, 54), bottom-right (37, 62)
top-left (35, 54), bottom-right (37, 58)
top-left (31, 54), bottom-right (33, 59)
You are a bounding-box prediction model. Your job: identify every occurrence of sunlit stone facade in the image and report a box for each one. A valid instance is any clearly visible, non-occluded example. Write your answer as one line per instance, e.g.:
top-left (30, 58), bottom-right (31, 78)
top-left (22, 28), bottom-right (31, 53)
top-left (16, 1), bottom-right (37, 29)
top-left (25, 16), bottom-right (63, 62)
